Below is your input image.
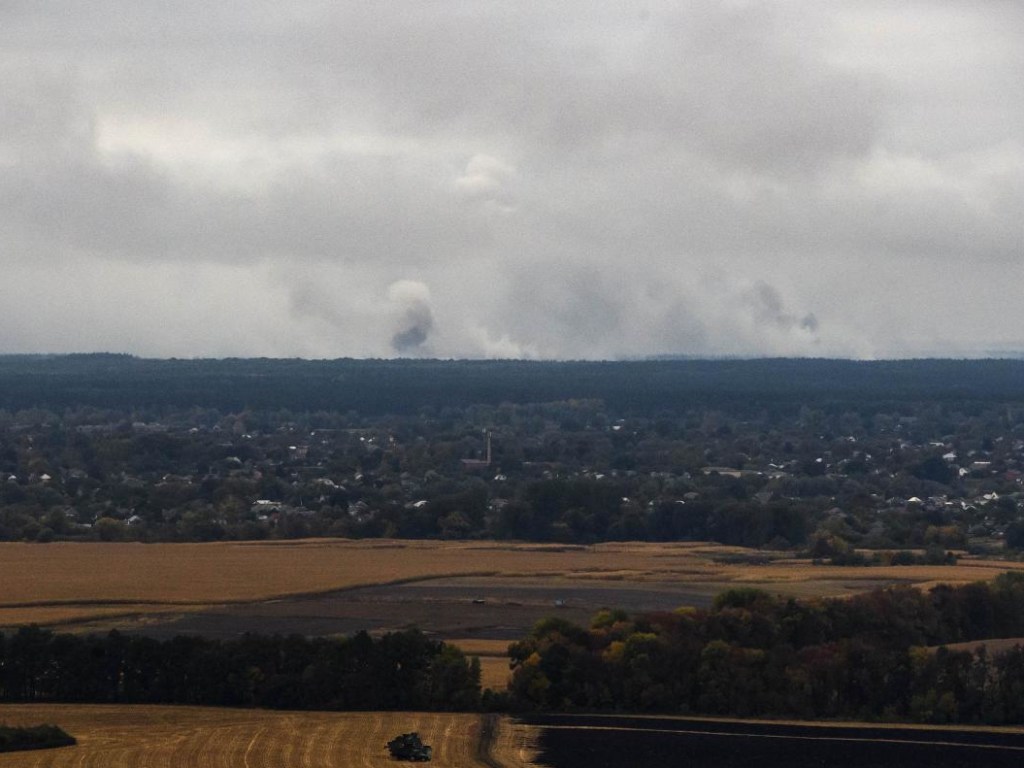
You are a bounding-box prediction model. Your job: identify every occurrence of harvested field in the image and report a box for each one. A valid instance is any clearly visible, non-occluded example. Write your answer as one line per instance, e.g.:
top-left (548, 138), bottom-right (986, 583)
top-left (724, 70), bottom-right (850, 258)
top-left (933, 637), bottom-right (1024, 656)
top-left (487, 715), bottom-right (543, 768)
top-left (477, 656), bottom-right (512, 691)
top-left (0, 705), bottom-right (540, 768)
top-left (449, 639), bottom-right (514, 690)
top-left (3, 539), bottom-right (1022, 643)
top-left (450, 638), bottom-right (514, 656)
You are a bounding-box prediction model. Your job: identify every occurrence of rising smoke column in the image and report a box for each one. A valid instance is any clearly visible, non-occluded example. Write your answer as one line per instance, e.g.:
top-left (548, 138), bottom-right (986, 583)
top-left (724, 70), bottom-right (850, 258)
top-left (388, 280), bottom-right (435, 353)
top-left (745, 281), bottom-right (819, 335)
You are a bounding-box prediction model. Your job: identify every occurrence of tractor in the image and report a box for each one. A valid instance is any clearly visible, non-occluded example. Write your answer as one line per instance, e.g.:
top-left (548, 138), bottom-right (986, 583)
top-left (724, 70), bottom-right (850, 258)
top-left (387, 732), bottom-right (433, 762)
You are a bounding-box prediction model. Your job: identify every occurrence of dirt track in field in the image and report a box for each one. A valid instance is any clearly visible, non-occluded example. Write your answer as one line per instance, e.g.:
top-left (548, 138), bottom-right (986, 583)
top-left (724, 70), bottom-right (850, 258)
top-left (0, 705), bottom-right (541, 768)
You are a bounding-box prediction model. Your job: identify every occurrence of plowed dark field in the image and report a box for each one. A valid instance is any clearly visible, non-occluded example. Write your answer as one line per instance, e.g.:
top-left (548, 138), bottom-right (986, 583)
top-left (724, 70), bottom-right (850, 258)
top-left (116, 577), bottom-right (719, 642)
top-left (521, 714), bottom-right (1024, 768)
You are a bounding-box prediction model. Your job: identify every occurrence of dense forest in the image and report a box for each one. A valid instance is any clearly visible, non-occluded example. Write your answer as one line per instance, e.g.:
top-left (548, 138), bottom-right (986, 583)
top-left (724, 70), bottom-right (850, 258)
top-left (0, 627), bottom-right (480, 712)
top-left (507, 573), bottom-right (1024, 724)
top-left (8, 576), bottom-right (1024, 725)
top-left (5, 354), bottom-right (1024, 413)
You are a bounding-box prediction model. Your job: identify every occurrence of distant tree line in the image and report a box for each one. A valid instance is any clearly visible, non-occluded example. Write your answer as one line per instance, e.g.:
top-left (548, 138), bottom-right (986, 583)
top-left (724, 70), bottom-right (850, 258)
top-left (5, 354), bottom-right (1024, 414)
top-left (508, 572), bottom-right (1024, 724)
top-left (0, 627), bottom-right (480, 712)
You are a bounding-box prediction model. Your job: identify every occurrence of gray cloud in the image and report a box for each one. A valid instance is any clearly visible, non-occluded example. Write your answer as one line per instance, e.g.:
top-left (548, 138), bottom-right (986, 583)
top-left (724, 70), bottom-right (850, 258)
top-left (1, 2), bottom-right (1023, 359)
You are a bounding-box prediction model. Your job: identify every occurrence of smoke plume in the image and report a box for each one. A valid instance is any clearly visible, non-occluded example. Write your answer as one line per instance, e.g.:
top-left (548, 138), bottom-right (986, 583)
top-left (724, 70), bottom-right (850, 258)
top-left (745, 281), bottom-right (818, 335)
top-left (388, 280), bottom-right (435, 353)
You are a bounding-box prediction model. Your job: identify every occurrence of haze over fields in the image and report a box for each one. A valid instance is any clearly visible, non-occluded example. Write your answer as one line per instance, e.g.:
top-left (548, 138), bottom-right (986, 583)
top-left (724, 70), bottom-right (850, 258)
top-left (2, 2), bottom-right (1023, 360)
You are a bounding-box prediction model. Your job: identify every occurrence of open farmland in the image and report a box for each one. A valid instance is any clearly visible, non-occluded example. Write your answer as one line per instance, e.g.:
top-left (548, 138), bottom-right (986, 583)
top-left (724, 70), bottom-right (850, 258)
top-left (5, 541), bottom-right (1023, 694)
top-left (3, 539), bottom-right (1024, 640)
top-left (0, 705), bottom-right (540, 768)
top-left (524, 714), bottom-right (1024, 768)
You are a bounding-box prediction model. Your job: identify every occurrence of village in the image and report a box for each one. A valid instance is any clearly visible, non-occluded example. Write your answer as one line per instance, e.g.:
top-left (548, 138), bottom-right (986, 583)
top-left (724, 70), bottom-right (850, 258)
top-left (2, 396), bottom-right (1024, 559)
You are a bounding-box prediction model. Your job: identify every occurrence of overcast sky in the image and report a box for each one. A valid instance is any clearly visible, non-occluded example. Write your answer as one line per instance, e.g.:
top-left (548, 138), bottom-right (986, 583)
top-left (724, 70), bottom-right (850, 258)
top-left (2, 1), bottom-right (1022, 360)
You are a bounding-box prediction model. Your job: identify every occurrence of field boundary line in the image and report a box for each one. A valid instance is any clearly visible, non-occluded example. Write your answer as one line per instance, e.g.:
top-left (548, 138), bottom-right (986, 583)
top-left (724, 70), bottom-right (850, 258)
top-left (243, 570), bottom-right (504, 604)
top-left (0, 571), bottom-right (507, 627)
top-left (0, 599), bottom-right (207, 608)
top-left (537, 724), bottom-right (1024, 751)
top-left (0, 572), bottom-right (501, 610)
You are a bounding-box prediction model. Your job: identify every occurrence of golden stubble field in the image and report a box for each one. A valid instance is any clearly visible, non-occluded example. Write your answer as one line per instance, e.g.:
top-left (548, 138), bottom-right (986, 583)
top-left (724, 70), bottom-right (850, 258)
top-left (6, 704), bottom-right (1023, 768)
top-left (2, 539), bottom-right (1022, 631)
top-left (0, 705), bottom-right (540, 768)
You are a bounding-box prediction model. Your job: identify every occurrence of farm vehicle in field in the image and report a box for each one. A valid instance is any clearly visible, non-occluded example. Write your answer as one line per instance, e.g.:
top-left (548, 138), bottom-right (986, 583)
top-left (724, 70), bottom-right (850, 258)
top-left (387, 732), bottom-right (433, 761)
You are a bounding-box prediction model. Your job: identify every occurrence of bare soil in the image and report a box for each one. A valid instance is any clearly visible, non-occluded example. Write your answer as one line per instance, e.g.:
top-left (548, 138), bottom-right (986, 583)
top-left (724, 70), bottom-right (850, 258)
top-left (119, 576), bottom-right (722, 642)
top-left (523, 714), bottom-right (1024, 768)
